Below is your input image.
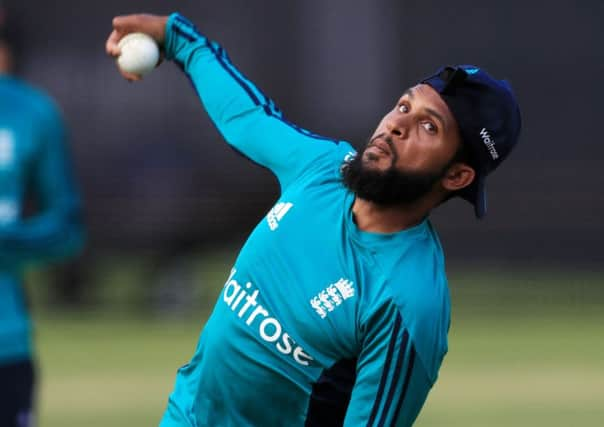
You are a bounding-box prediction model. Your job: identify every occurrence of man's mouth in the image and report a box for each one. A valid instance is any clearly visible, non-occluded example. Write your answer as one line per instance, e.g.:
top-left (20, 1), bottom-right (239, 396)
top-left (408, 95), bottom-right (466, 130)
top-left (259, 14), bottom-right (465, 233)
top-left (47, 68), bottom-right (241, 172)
top-left (368, 134), bottom-right (393, 157)
top-left (371, 139), bottom-right (391, 156)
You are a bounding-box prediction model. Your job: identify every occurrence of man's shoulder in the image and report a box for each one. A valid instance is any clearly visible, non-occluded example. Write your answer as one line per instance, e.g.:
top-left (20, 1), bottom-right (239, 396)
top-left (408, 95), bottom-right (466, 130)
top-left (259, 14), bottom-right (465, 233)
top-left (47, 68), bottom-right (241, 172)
top-left (360, 281), bottom-right (449, 384)
top-left (390, 226), bottom-right (448, 312)
top-left (362, 230), bottom-right (450, 379)
top-left (311, 140), bottom-right (356, 174)
top-left (289, 140), bottom-right (356, 188)
top-left (2, 77), bottom-right (61, 119)
top-left (395, 248), bottom-right (450, 375)
top-left (370, 220), bottom-right (446, 294)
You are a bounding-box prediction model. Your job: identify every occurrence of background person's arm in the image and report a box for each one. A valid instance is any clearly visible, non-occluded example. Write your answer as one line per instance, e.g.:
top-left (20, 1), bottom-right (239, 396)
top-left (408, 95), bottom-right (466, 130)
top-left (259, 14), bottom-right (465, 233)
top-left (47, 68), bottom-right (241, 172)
top-left (0, 97), bottom-right (84, 269)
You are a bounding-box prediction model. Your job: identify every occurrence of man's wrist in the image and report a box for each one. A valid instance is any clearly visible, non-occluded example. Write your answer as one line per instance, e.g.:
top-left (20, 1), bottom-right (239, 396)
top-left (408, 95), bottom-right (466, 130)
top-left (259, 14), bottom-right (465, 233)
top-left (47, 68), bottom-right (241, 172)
top-left (164, 13), bottom-right (206, 63)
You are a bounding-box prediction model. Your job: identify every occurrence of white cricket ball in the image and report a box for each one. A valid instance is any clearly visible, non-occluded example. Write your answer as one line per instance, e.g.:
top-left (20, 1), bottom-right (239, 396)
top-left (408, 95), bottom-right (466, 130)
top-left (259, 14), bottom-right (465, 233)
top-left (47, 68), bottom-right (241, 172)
top-left (117, 32), bottom-right (160, 76)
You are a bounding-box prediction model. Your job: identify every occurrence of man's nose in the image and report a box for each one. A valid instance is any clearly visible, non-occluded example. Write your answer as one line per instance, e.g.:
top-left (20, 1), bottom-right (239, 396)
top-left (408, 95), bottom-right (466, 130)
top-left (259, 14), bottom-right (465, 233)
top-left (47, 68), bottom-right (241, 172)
top-left (386, 119), bottom-right (408, 139)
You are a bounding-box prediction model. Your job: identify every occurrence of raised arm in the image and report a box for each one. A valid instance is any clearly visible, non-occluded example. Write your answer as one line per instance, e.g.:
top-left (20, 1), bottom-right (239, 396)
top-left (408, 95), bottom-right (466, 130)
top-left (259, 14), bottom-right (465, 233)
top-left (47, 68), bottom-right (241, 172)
top-left (0, 99), bottom-right (84, 269)
top-left (107, 13), bottom-right (344, 190)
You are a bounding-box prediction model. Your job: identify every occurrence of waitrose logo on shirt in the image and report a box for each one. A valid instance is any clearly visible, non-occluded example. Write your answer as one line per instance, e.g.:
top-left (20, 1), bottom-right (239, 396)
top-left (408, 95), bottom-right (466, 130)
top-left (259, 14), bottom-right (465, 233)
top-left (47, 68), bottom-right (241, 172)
top-left (221, 268), bottom-right (314, 366)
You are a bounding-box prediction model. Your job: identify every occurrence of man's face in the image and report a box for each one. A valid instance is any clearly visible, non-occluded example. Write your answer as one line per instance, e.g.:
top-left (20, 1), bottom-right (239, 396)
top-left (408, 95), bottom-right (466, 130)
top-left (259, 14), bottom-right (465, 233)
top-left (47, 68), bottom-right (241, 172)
top-left (342, 84), bottom-right (463, 205)
top-left (367, 83), bottom-right (461, 174)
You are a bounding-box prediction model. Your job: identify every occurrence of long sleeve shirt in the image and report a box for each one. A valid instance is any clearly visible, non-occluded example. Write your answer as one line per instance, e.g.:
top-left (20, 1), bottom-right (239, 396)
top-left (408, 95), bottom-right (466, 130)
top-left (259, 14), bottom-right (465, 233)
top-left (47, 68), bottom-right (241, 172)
top-left (160, 14), bottom-right (450, 427)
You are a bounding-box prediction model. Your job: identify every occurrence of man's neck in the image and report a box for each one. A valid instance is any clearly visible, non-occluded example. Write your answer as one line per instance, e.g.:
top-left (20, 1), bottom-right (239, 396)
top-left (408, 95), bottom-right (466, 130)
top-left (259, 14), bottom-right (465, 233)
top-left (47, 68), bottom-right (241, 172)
top-left (351, 197), bottom-right (431, 233)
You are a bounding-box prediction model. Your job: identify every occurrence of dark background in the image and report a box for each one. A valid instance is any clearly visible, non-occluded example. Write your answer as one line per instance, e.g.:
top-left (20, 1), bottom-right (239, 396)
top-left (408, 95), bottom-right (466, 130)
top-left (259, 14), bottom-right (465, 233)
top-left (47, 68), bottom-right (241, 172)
top-left (4, 0), bottom-right (603, 271)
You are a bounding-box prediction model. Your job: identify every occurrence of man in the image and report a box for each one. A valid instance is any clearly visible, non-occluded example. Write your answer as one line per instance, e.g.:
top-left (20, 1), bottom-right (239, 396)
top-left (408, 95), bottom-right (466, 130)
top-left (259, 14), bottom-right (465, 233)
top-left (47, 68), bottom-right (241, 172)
top-left (0, 12), bottom-right (85, 427)
top-left (106, 12), bottom-right (520, 427)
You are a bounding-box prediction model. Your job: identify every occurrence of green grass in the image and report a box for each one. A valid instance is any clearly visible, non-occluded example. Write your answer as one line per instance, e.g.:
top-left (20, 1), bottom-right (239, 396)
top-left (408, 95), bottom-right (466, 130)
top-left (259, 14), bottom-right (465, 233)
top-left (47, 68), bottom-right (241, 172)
top-left (31, 266), bottom-right (604, 426)
top-left (416, 313), bottom-right (604, 427)
top-left (34, 313), bottom-right (203, 426)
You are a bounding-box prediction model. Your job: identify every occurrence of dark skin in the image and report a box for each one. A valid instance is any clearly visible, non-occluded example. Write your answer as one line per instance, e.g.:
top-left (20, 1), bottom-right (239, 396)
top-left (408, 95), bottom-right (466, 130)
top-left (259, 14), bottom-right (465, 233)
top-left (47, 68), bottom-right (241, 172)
top-left (105, 14), bottom-right (475, 234)
top-left (354, 84), bottom-right (475, 232)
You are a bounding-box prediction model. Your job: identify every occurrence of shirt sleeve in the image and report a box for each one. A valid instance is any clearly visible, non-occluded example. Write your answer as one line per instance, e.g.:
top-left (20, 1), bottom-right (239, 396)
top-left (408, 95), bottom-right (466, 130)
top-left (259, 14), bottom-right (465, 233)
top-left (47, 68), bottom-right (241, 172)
top-left (164, 13), bottom-right (343, 191)
top-left (344, 308), bottom-right (435, 427)
top-left (0, 97), bottom-right (84, 269)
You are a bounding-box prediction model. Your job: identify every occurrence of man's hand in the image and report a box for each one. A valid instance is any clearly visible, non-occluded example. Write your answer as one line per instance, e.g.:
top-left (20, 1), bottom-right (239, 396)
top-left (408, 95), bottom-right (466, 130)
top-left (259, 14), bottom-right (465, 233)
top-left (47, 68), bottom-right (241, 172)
top-left (105, 14), bottom-right (169, 81)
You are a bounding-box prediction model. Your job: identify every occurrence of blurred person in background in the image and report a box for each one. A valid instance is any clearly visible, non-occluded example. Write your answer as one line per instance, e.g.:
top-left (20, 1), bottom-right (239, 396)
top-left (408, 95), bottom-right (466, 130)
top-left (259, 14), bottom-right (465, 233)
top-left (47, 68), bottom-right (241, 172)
top-left (106, 12), bottom-right (520, 427)
top-left (0, 4), bottom-right (85, 427)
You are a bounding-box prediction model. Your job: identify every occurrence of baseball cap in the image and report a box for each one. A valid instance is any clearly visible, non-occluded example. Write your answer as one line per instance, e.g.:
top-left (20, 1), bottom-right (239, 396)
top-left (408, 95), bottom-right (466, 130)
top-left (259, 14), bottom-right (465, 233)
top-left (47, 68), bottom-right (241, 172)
top-left (421, 65), bottom-right (521, 218)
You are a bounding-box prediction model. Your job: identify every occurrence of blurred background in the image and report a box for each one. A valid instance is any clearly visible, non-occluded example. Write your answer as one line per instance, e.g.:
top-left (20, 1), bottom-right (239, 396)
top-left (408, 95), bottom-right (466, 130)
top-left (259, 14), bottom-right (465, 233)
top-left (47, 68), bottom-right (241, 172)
top-left (2, 0), bottom-right (603, 426)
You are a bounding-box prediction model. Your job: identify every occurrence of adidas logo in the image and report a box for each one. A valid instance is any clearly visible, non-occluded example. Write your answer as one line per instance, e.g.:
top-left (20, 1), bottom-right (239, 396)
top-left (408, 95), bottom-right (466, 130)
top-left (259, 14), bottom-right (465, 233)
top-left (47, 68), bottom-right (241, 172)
top-left (266, 202), bottom-right (293, 231)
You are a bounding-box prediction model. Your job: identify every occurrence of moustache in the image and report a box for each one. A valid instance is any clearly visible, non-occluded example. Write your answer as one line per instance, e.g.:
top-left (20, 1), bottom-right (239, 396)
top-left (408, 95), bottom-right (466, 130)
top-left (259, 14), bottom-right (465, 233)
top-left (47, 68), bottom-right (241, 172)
top-left (368, 133), bottom-right (397, 163)
top-left (370, 133), bottom-right (395, 149)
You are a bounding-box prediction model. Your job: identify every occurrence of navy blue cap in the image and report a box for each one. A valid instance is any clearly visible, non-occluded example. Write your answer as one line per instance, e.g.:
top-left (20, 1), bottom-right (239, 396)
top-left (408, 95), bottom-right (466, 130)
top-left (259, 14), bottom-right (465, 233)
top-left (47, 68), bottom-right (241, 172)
top-left (421, 65), bottom-right (521, 218)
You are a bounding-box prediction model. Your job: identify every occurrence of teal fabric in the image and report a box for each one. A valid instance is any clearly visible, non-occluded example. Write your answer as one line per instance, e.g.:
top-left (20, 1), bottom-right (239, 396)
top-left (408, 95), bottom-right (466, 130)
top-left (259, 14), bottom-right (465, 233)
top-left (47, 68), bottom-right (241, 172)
top-left (160, 14), bottom-right (450, 427)
top-left (0, 76), bottom-right (84, 363)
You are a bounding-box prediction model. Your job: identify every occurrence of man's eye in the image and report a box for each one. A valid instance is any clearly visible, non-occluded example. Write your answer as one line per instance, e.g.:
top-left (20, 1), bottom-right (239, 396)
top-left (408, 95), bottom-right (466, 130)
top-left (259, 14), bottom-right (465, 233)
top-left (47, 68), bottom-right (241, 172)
top-left (422, 122), bottom-right (437, 133)
top-left (398, 104), bottom-right (409, 113)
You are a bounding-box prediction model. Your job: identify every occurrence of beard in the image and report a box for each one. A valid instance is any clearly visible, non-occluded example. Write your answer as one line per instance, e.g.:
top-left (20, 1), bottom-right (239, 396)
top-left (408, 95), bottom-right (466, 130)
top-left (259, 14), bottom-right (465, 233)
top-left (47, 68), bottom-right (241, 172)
top-left (341, 136), bottom-right (447, 206)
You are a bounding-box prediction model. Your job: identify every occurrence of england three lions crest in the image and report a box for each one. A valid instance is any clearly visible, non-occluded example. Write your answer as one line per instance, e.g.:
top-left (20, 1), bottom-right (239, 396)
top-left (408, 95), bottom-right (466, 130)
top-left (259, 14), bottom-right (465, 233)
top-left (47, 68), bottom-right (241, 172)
top-left (309, 278), bottom-right (355, 319)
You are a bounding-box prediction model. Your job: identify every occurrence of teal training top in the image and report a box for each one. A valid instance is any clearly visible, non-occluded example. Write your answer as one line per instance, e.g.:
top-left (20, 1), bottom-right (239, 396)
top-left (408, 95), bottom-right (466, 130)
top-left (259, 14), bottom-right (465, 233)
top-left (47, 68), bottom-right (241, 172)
top-left (161, 14), bottom-right (450, 427)
top-left (0, 75), bottom-right (84, 364)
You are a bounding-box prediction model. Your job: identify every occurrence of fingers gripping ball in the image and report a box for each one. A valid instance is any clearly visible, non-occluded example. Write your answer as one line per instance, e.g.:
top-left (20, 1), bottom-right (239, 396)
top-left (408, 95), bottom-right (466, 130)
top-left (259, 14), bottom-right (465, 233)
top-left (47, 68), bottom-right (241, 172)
top-left (117, 32), bottom-right (160, 76)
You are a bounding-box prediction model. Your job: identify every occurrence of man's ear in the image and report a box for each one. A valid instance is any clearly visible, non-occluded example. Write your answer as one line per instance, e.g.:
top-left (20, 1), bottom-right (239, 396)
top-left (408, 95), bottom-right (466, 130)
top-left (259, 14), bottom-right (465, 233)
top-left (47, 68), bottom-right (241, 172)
top-left (441, 163), bottom-right (475, 192)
